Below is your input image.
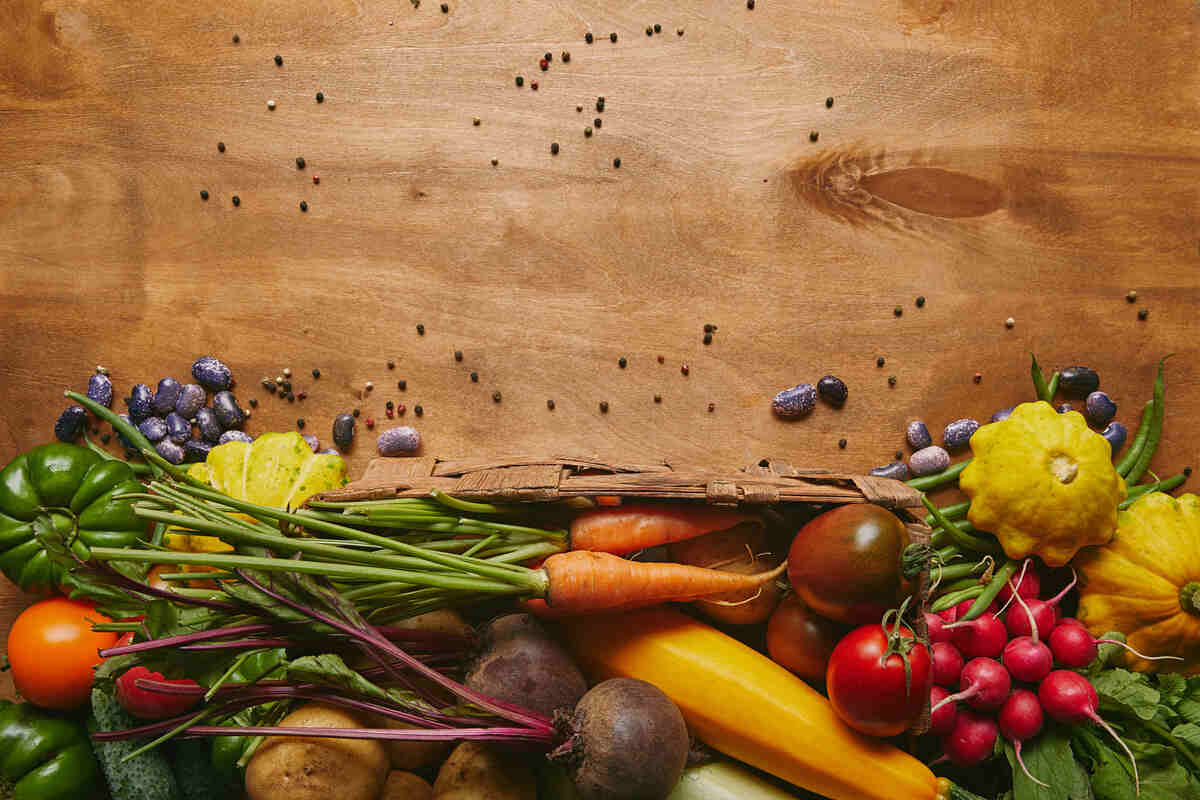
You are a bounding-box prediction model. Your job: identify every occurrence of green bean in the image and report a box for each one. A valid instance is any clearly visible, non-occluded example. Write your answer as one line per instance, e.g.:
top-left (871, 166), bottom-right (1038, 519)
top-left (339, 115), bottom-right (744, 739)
top-left (931, 584), bottom-right (985, 613)
top-left (1117, 402), bottom-right (1155, 476)
top-left (1031, 354), bottom-right (1052, 403)
top-left (949, 560), bottom-right (1018, 626)
top-left (922, 496), bottom-right (1003, 557)
top-left (907, 460), bottom-right (969, 492)
top-left (1045, 371), bottom-right (1060, 401)
top-left (1125, 355), bottom-right (1172, 485)
top-left (924, 501), bottom-right (969, 526)
top-left (936, 544), bottom-right (962, 563)
top-left (930, 561), bottom-right (988, 584)
top-left (1119, 469), bottom-right (1191, 509)
top-left (939, 576), bottom-right (985, 594)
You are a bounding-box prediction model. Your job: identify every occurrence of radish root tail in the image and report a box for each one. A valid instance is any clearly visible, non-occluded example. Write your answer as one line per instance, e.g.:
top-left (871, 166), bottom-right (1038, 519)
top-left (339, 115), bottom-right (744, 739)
top-left (1015, 740), bottom-right (1049, 789)
top-left (1091, 712), bottom-right (1140, 796)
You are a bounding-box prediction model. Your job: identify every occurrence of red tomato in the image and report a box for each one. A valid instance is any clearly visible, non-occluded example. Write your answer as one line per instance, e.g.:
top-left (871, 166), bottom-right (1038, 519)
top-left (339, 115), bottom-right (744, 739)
top-left (7, 597), bottom-right (117, 710)
top-left (766, 594), bottom-right (843, 680)
top-left (116, 666), bottom-right (202, 720)
top-left (826, 621), bottom-right (932, 738)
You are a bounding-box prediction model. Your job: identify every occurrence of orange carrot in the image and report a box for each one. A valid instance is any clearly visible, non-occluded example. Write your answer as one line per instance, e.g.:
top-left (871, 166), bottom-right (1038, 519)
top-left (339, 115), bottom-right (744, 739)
top-left (538, 550), bottom-right (786, 613)
top-left (568, 503), bottom-right (761, 554)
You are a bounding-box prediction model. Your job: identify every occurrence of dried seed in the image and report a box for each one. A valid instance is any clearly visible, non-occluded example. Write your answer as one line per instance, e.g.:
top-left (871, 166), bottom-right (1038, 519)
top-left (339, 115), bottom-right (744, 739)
top-left (492, 391), bottom-right (502, 403)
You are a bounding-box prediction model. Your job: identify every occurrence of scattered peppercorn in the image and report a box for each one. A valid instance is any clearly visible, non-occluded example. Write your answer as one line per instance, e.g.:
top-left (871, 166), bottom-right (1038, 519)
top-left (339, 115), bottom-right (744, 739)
top-left (398, 379), bottom-right (407, 390)
top-left (531, 81), bottom-right (538, 90)
top-left (547, 399), bottom-right (555, 409)
top-left (594, 118), bottom-right (602, 128)
top-left (551, 142), bottom-right (559, 155)
top-left (1126, 290), bottom-right (1137, 302)
top-left (297, 418), bottom-right (306, 429)
top-left (312, 368), bottom-right (321, 378)
top-left (232, 195), bottom-right (240, 206)
top-left (281, 381), bottom-right (292, 394)
top-left (600, 401), bottom-right (609, 412)
top-left (973, 373), bottom-right (983, 384)
top-left (613, 157), bottom-right (621, 168)
top-left (838, 438), bottom-right (847, 449)
top-left (365, 418), bottom-right (375, 428)
top-left (470, 371), bottom-right (478, 382)
top-left (1138, 308), bottom-right (1149, 320)
top-left (888, 375), bottom-right (897, 386)
top-left (585, 32), bottom-right (594, 43)
top-left (895, 449), bottom-right (904, 461)
top-left (516, 76), bottom-right (524, 86)
top-left (562, 51), bottom-right (570, 62)
top-left (386, 360), bottom-right (395, 370)
top-left (1005, 317), bottom-right (1016, 328)
top-left (299, 201), bottom-right (308, 212)
top-left (646, 26), bottom-right (653, 35)
top-left (809, 131), bottom-right (819, 142)
top-left (893, 305), bottom-right (902, 317)
top-left (296, 157), bottom-right (306, 169)
top-left (596, 96), bottom-right (605, 112)
top-left (707, 402), bottom-right (715, 412)
top-left (577, 105), bottom-right (583, 112)
top-left (397, 403), bottom-right (406, 415)
top-left (654, 23), bottom-right (662, 33)
top-left (472, 117), bottom-right (480, 126)
top-left (540, 59), bottom-right (548, 71)
top-left (618, 357), bottom-right (627, 368)
top-left (747, 0), bottom-right (755, 8)
top-left (681, 363), bottom-right (689, 376)
top-left (703, 333), bottom-right (712, 344)
top-left (386, 400), bottom-right (394, 410)
top-left (316, 91), bottom-right (324, 103)
top-left (454, 350), bottom-right (463, 362)
top-left (232, 34), bottom-right (240, 43)
top-left (385, 408), bottom-right (394, 419)
top-left (286, 392), bottom-right (295, 402)
top-left (677, 27), bottom-right (684, 35)
top-left (352, 408), bottom-right (360, 417)
top-left (416, 324), bottom-right (425, 335)
top-left (267, 99), bottom-right (276, 110)
top-left (654, 394), bottom-right (662, 403)
top-left (440, 2), bottom-right (448, 11)
top-left (826, 96), bottom-right (834, 108)
top-left (876, 357), bottom-right (885, 367)
top-left (275, 375), bottom-right (284, 385)
top-left (491, 158), bottom-right (499, 166)
top-left (492, 391), bottom-right (502, 403)
top-left (313, 175), bottom-right (320, 184)
top-left (218, 142), bottom-right (226, 153)
top-left (283, 368), bottom-right (292, 378)
top-left (916, 296), bottom-right (926, 308)
top-left (584, 126), bottom-right (593, 137)
top-left (274, 54), bottom-right (283, 66)
top-left (657, 355), bottom-right (664, 364)
top-left (610, 32), bottom-right (617, 42)
top-left (544, 52), bottom-right (552, 62)
top-left (365, 381), bottom-right (374, 392)
top-left (200, 190), bottom-right (209, 200)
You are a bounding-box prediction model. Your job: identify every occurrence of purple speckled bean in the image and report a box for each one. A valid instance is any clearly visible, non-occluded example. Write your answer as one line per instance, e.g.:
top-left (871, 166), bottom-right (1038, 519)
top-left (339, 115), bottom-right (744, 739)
top-left (906, 420), bottom-right (932, 450)
top-left (195, 408), bottom-right (223, 442)
top-left (869, 460), bottom-right (910, 481)
top-left (55, 406), bottom-right (87, 443)
top-left (1101, 421), bottom-right (1127, 454)
top-left (126, 384), bottom-right (153, 421)
top-left (87, 374), bottom-right (113, 408)
top-left (332, 413), bottom-right (356, 449)
top-left (1059, 366), bottom-right (1099, 399)
top-left (1085, 391), bottom-right (1117, 427)
top-left (192, 356), bottom-right (233, 391)
top-left (942, 418), bottom-right (980, 451)
top-left (301, 434), bottom-right (319, 452)
top-left (183, 439), bottom-right (213, 463)
top-left (138, 417), bottom-right (168, 443)
top-left (1057, 403), bottom-right (1073, 414)
top-left (772, 384), bottom-right (817, 417)
top-left (317, 448), bottom-right (339, 456)
top-left (151, 377), bottom-right (182, 415)
top-left (211, 391), bottom-right (244, 429)
top-left (164, 412), bottom-right (191, 444)
top-left (154, 439), bottom-right (185, 465)
top-left (990, 407), bottom-right (1014, 423)
top-left (816, 375), bottom-right (848, 406)
top-left (377, 425), bottom-right (421, 456)
top-left (175, 384), bottom-right (206, 419)
top-left (909, 445), bottom-right (950, 477)
top-left (218, 430), bottom-right (253, 445)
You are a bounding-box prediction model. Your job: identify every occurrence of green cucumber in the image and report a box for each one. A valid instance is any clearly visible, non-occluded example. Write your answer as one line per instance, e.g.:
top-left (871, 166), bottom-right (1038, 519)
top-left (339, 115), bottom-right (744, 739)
top-left (89, 687), bottom-right (183, 800)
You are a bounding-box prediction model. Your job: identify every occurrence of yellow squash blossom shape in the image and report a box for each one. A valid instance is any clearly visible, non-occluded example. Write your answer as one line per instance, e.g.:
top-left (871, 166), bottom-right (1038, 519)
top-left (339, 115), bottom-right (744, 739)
top-left (960, 401), bottom-right (1126, 567)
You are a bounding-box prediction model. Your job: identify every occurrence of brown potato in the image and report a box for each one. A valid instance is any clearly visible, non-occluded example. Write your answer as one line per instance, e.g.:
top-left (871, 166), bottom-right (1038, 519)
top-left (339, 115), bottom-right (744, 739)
top-left (669, 524), bottom-right (783, 625)
top-left (382, 770), bottom-right (434, 800)
top-left (433, 742), bottom-right (537, 800)
top-left (245, 703), bottom-right (389, 800)
top-left (372, 716), bottom-right (454, 771)
top-left (387, 609), bottom-right (474, 638)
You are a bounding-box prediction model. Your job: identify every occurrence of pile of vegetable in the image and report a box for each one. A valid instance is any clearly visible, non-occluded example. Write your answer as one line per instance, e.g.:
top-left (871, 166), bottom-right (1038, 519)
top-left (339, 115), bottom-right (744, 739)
top-left (1, 350), bottom-right (1198, 800)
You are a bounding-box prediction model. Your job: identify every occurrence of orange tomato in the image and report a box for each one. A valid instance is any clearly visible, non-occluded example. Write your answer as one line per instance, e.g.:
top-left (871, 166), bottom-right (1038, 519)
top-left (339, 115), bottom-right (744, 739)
top-left (7, 597), bottom-right (117, 710)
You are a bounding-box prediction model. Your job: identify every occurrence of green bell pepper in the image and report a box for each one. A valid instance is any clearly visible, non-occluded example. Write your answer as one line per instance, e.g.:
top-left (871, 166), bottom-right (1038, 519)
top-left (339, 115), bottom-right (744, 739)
top-left (0, 443), bottom-right (147, 592)
top-left (0, 700), bottom-right (105, 800)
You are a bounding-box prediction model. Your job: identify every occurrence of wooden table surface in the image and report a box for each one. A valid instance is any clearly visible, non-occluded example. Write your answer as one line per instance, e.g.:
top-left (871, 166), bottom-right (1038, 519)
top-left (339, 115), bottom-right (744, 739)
top-left (1, 0), bottom-right (1196, 703)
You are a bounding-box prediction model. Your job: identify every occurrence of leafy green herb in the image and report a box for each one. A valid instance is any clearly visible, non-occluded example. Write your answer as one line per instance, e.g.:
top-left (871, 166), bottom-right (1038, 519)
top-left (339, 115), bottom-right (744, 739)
top-left (1094, 668), bottom-right (1161, 721)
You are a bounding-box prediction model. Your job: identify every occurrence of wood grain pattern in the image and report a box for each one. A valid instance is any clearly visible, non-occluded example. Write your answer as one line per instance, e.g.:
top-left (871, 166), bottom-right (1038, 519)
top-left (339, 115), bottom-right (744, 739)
top-left (1, 0), bottom-right (1197, 701)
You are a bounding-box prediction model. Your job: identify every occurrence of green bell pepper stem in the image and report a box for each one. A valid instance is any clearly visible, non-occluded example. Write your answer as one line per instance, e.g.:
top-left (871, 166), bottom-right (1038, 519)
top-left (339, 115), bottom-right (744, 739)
top-left (1116, 401), bottom-right (1154, 475)
top-left (1120, 470), bottom-right (1190, 508)
top-left (945, 560), bottom-right (1018, 627)
top-left (931, 584), bottom-right (985, 613)
top-left (88, 546), bottom-right (545, 595)
top-left (924, 500), bottom-right (969, 526)
top-left (906, 460), bottom-right (969, 492)
top-left (922, 495), bottom-right (1002, 556)
top-left (1124, 355), bottom-right (1172, 485)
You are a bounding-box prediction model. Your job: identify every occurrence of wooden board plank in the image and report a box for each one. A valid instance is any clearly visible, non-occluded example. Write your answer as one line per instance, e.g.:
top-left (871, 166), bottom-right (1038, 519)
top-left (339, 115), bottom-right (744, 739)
top-left (1, 0), bottom-right (1197, 701)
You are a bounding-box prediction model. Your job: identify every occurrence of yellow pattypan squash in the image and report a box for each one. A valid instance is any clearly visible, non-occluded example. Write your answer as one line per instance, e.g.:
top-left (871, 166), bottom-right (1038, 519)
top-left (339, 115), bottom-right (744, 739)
top-left (959, 401), bottom-right (1126, 567)
top-left (165, 432), bottom-right (346, 554)
top-left (1075, 492), bottom-right (1200, 675)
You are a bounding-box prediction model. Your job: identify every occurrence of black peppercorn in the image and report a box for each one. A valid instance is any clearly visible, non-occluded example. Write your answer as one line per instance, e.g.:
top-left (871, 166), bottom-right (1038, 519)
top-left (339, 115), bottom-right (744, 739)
top-left (703, 333), bottom-right (712, 345)
top-left (707, 402), bottom-right (715, 412)
top-left (876, 357), bottom-right (885, 367)
top-left (703, 323), bottom-right (715, 333)
top-left (654, 23), bottom-right (662, 33)
top-left (454, 350), bottom-right (463, 361)
top-left (584, 126), bottom-right (593, 137)
top-left (550, 142), bottom-right (559, 155)
top-left (894, 305), bottom-right (903, 317)
top-left (470, 372), bottom-right (478, 382)
top-left (599, 401), bottom-right (609, 412)
top-left (274, 54), bottom-right (283, 66)
top-left (299, 201), bottom-right (308, 212)
top-left (618, 357), bottom-right (627, 368)
top-left (218, 142), bottom-right (226, 153)
top-left (1138, 308), bottom-right (1149, 320)
top-left (416, 324), bottom-right (425, 335)
top-left (312, 368), bottom-right (321, 378)
top-left (826, 96), bottom-right (834, 108)
top-left (654, 394), bottom-right (662, 403)
top-left (888, 375), bottom-right (897, 386)
top-left (747, 0), bottom-right (755, 8)
top-left (562, 51), bottom-right (570, 62)
top-left (398, 379), bottom-right (407, 390)
top-left (610, 32), bottom-right (617, 42)
top-left (515, 75), bottom-right (524, 87)
top-left (281, 381), bottom-right (292, 394)
top-left (585, 32), bottom-right (593, 43)
top-left (232, 195), bottom-right (240, 206)
top-left (287, 392), bottom-right (295, 402)
top-left (809, 131), bottom-right (819, 142)
top-left (415, 404), bottom-right (424, 416)
top-left (492, 391), bottom-right (502, 403)
top-left (838, 438), bottom-right (847, 449)
top-left (596, 96), bottom-right (605, 112)
top-left (544, 52), bottom-right (552, 62)
top-left (916, 295), bottom-right (926, 308)
top-left (296, 157), bottom-right (306, 169)
top-left (232, 34), bottom-right (240, 43)
top-left (200, 190), bottom-right (209, 200)
top-left (440, 2), bottom-right (448, 11)
top-left (297, 418), bottom-right (306, 429)
top-left (594, 118), bottom-right (602, 129)
top-left (612, 157), bottom-right (621, 168)
top-left (646, 26), bottom-right (653, 35)
top-left (316, 91), bottom-right (324, 103)
top-left (352, 408), bottom-right (360, 417)
top-left (386, 400), bottom-right (394, 410)
top-left (547, 399), bottom-right (555, 409)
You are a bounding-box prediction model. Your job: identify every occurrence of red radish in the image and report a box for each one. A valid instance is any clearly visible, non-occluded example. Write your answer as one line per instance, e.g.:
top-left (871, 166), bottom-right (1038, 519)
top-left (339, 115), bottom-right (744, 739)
top-left (1038, 671), bottom-right (1139, 794)
top-left (929, 685), bottom-right (958, 736)
top-left (997, 566), bottom-right (1041, 606)
top-left (942, 709), bottom-right (999, 767)
top-left (931, 658), bottom-right (1011, 713)
top-left (1003, 636), bottom-right (1054, 683)
top-left (1049, 622), bottom-right (1185, 669)
top-left (951, 613), bottom-right (1008, 659)
top-left (116, 666), bottom-right (202, 720)
top-left (938, 606), bottom-right (958, 623)
top-left (1005, 570), bottom-right (1076, 640)
top-left (932, 642), bottom-right (965, 688)
top-left (927, 612), bottom-right (954, 645)
top-left (998, 689), bottom-right (1047, 788)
